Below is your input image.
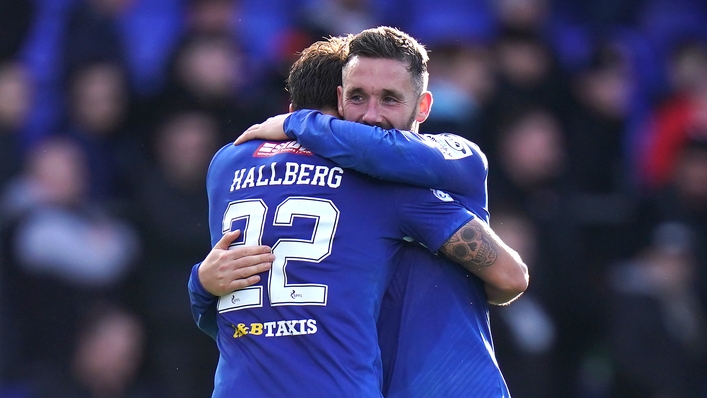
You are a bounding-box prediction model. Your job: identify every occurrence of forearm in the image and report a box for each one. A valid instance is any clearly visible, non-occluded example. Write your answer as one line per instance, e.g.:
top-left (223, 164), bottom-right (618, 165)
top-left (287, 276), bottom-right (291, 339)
top-left (285, 110), bottom-right (460, 189)
top-left (188, 262), bottom-right (219, 340)
top-left (440, 217), bottom-right (529, 305)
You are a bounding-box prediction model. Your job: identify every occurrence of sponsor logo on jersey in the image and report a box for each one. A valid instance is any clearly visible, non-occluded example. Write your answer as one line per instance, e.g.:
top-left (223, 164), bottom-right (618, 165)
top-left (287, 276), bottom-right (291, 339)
top-left (424, 133), bottom-right (474, 160)
top-left (229, 318), bottom-right (318, 338)
top-left (432, 189), bottom-right (454, 202)
top-left (254, 141), bottom-right (313, 157)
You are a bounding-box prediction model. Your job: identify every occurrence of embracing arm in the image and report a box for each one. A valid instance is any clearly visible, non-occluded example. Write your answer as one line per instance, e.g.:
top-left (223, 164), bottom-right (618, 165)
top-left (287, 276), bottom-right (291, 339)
top-left (187, 230), bottom-right (274, 339)
top-left (285, 110), bottom-right (486, 193)
top-left (237, 110), bottom-right (486, 196)
top-left (440, 217), bottom-right (529, 305)
top-left (199, 230), bottom-right (274, 296)
top-left (396, 188), bottom-right (528, 305)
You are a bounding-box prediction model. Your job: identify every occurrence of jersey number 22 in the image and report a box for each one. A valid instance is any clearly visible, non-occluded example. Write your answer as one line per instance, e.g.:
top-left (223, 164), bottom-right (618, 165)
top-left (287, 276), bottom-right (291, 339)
top-left (217, 197), bottom-right (340, 313)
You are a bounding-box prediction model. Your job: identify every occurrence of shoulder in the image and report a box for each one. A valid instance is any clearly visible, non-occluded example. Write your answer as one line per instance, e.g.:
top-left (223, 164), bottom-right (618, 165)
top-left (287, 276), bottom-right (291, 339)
top-left (208, 140), bottom-right (271, 170)
top-left (206, 141), bottom-right (259, 190)
top-left (210, 141), bottom-right (239, 163)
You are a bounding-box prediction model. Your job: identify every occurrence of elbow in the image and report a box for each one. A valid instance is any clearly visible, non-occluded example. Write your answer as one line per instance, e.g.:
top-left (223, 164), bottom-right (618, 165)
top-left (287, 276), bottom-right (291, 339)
top-left (487, 261), bottom-right (529, 306)
top-left (502, 259), bottom-right (530, 295)
top-left (513, 261), bottom-right (530, 293)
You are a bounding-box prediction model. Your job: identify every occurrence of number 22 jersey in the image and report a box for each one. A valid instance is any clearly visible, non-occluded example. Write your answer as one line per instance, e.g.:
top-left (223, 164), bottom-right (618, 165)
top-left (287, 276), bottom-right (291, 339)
top-left (201, 139), bottom-right (473, 397)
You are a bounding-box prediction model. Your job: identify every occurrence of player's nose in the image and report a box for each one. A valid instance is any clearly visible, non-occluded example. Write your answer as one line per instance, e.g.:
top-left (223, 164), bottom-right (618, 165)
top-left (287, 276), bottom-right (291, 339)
top-left (361, 101), bottom-right (384, 126)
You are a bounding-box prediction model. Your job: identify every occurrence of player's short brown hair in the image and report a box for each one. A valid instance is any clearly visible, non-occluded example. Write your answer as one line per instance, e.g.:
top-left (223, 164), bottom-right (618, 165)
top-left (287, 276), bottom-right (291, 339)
top-left (287, 35), bottom-right (351, 111)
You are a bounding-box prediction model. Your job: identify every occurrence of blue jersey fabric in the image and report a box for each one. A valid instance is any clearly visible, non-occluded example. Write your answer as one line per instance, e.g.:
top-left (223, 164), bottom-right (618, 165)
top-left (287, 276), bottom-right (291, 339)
top-left (200, 139), bottom-right (473, 397)
top-left (283, 109), bottom-right (490, 221)
top-left (188, 262), bottom-right (218, 340)
top-left (378, 245), bottom-right (509, 398)
top-left (284, 110), bottom-right (511, 397)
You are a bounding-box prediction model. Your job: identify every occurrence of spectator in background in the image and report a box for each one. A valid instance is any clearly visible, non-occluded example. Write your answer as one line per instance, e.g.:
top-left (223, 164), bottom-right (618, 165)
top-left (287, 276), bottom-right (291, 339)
top-left (63, 61), bottom-right (145, 207)
top-left (62, 0), bottom-right (132, 82)
top-left (0, 59), bottom-right (33, 398)
top-left (564, 40), bottom-right (641, 275)
top-left (496, 0), bottom-right (594, 72)
top-left (495, 0), bottom-right (551, 34)
top-left (0, 136), bottom-right (140, 393)
top-left (491, 106), bottom-right (569, 204)
top-left (638, 38), bottom-right (707, 191)
top-left (145, 32), bottom-right (275, 143)
top-left (423, 39), bottom-right (496, 147)
top-left (61, 0), bottom-right (181, 99)
top-left (128, 110), bottom-right (219, 398)
top-left (490, 207), bottom-right (558, 398)
top-left (485, 26), bottom-right (574, 156)
top-left (633, 134), bottom-right (707, 315)
top-left (31, 301), bottom-right (153, 398)
top-left (567, 41), bottom-right (635, 195)
top-left (607, 222), bottom-right (707, 398)
top-left (182, 0), bottom-right (240, 42)
top-left (488, 106), bottom-right (596, 397)
top-left (16, 0), bottom-right (134, 151)
top-left (0, 61), bottom-right (33, 192)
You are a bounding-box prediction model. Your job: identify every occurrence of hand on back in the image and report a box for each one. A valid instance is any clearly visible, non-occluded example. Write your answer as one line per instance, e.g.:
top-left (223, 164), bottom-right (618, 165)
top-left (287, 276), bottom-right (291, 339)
top-left (234, 113), bottom-right (290, 145)
top-left (198, 230), bottom-right (275, 296)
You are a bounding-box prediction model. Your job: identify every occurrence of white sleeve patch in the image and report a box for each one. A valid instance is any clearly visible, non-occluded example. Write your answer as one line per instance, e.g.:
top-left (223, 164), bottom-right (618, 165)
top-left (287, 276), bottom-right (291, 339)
top-left (431, 189), bottom-right (454, 202)
top-left (423, 133), bottom-right (474, 160)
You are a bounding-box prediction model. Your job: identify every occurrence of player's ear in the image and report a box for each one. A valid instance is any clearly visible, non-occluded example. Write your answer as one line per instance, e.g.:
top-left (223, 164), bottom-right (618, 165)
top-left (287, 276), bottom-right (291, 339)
top-left (337, 86), bottom-right (344, 116)
top-left (415, 91), bottom-right (433, 123)
top-left (289, 103), bottom-right (294, 113)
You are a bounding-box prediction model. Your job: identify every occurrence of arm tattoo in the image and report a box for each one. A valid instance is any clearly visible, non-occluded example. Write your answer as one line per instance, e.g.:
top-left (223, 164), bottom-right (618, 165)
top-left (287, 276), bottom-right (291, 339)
top-left (442, 223), bottom-right (498, 268)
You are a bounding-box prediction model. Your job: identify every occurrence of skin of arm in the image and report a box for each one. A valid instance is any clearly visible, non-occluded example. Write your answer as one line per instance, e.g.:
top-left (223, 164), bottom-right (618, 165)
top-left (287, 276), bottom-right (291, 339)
top-left (198, 229), bottom-right (275, 296)
top-left (440, 216), bottom-right (529, 305)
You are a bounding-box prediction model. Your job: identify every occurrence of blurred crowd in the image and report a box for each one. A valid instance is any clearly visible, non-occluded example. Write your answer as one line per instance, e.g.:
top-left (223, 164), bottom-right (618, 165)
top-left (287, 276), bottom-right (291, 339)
top-left (1, 0), bottom-right (706, 397)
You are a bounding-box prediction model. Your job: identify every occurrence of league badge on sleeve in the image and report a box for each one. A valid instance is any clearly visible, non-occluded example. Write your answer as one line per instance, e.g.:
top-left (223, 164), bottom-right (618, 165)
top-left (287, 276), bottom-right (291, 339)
top-left (431, 189), bottom-right (454, 202)
top-left (424, 133), bottom-right (474, 160)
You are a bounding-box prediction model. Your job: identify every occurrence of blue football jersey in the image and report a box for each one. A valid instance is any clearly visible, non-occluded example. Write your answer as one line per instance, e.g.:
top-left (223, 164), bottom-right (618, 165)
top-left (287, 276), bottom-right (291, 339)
top-left (283, 110), bottom-right (511, 397)
top-left (203, 139), bottom-right (473, 397)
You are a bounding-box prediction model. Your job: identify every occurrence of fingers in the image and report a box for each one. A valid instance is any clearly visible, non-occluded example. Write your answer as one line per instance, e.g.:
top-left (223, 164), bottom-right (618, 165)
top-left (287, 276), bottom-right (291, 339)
top-left (213, 243), bottom-right (273, 272)
top-left (235, 114), bottom-right (289, 145)
top-left (202, 234), bottom-right (276, 295)
top-left (210, 246), bottom-right (272, 272)
top-left (215, 229), bottom-right (242, 249)
top-left (226, 243), bottom-right (272, 256)
top-left (227, 262), bottom-right (272, 290)
top-left (216, 249), bottom-right (273, 293)
top-left (234, 131), bottom-right (252, 145)
top-left (202, 254), bottom-right (273, 296)
top-left (229, 275), bottom-right (261, 291)
top-left (235, 124), bottom-right (261, 145)
top-left (216, 258), bottom-right (272, 293)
